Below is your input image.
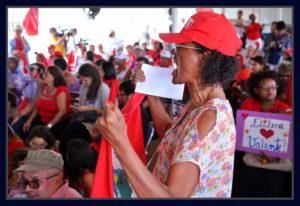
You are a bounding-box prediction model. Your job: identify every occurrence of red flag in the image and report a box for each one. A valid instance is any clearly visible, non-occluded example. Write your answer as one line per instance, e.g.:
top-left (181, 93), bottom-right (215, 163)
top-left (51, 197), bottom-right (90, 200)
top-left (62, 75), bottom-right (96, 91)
top-left (67, 50), bottom-right (75, 72)
top-left (23, 8), bottom-right (39, 36)
top-left (90, 92), bottom-right (146, 198)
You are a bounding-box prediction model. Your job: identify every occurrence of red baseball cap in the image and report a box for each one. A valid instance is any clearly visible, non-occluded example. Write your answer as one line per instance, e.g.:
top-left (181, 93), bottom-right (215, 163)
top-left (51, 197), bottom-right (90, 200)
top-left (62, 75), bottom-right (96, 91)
top-left (48, 44), bottom-right (55, 49)
top-left (53, 51), bottom-right (63, 57)
top-left (232, 69), bottom-right (252, 87)
top-left (159, 12), bottom-right (242, 57)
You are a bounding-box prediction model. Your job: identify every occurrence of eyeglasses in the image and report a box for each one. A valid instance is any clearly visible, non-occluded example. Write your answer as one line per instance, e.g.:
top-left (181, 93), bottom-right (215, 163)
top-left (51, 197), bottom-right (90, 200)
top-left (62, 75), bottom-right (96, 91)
top-left (29, 142), bottom-right (48, 149)
top-left (259, 85), bottom-right (278, 90)
top-left (172, 44), bottom-right (203, 55)
top-left (17, 173), bottom-right (59, 190)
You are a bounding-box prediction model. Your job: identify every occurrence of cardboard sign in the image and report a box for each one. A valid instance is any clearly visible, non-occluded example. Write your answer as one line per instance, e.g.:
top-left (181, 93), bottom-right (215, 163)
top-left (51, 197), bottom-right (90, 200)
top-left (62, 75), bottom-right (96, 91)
top-left (236, 110), bottom-right (292, 159)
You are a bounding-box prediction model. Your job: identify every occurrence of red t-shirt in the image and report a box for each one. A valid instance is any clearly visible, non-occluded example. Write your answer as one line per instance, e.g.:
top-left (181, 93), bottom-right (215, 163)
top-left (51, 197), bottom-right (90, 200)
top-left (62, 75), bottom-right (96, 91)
top-left (247, 23), bottom-right (262, 40)
top-left (240, 98), bottom-right (292, 115)
top-left (37, 84), bottom-right (72, 123)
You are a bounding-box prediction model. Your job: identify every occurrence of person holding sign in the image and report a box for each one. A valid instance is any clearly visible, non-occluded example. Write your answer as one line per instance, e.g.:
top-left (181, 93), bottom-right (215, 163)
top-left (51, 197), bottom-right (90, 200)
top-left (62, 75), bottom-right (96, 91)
top-left (92, 12), bottom-right (242, 198)
top-left (232, 70), bottom-right (292, 197)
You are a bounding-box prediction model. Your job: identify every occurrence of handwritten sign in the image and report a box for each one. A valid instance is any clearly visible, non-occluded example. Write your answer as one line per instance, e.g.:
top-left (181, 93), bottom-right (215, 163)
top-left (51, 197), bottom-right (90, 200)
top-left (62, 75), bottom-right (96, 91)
top-left (236, 110), bottom-right (292, 159)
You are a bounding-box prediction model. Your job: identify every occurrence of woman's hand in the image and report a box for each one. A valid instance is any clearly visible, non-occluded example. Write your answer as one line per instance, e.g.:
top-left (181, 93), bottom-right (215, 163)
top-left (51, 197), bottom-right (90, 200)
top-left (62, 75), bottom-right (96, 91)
top-left (132, 66), bottom-right (145, 85)
top-left (92, 101), bottom-right (128, 148)
top-left (258, 150), bottom-right (278, 164)
top-left (22, 119), bottom-right (32, 133)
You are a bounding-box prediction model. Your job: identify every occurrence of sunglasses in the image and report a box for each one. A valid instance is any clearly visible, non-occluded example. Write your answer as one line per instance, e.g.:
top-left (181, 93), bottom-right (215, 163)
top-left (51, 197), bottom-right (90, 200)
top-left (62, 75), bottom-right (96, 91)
top-left (17, 173), bottom-right (59, 190)
top-left (259, 85), bottom-right (278, 90)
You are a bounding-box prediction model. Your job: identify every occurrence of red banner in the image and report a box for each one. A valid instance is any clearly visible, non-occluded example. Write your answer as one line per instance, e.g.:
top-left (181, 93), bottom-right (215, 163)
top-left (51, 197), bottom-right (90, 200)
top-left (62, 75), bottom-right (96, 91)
top-left (23, 8), bottom-right (39, 36)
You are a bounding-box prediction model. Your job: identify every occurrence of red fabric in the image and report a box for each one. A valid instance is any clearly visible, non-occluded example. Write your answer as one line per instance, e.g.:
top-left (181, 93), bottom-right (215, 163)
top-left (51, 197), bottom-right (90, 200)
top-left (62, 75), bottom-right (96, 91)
top-left (159, 12), bottom-right (243, 57)
top-left (67, 50), bottom-right (75, 72)
top-left (35, 52), bottom-right (48, 66)
top-left (126, 53), bottom-right (136, 66)
top-left (17, 97), bottom-right (29, 112)
top-left (14, 38), bottom-right (28, 74)
top-left (90, 141), bottom-right (101, 152)
top-left (103, 79), bottom-right (120, 105)
top-left (90, 92), bottom-right (146, 198)
top-left (23, 8), bottom-right (38, 36)
top-left (50, 180), bottom-right (82, 198)
top-left (148, 49), bottom-right (161, 63)
top-left (154, 58), bottom-right (173, 68)
top-left (232, 69), bottom-right (252, 87)
top-left (94, 54), bottom-right (103, 60)
top-left (287, 72), bottom-right (292, 107)
top-left (240, 98), bottom-right (292, 115)
top-left (247, 23), bottom-right (262, 40)
top-left (236, 53), bottom-right (244, 69)
top-left (36, 84), bottom-right (72, 123)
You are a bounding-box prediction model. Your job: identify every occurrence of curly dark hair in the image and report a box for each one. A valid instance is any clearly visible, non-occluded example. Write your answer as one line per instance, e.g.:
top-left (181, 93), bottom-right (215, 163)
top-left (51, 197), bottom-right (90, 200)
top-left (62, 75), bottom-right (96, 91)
top-left (47, 66), bottom-right (67, 87)
top-left (65, 138), bottom-right (98, 189)
top-left (193, 42), bottom-right (240, 89)
top-left (26, 125), bottom-right (55, 149)
top-left (101, 61), bottom-right (117, 80)
top-left (245, 70), bottom-right (279, 100)
top-left (78, 63), bottom-right (101, 100)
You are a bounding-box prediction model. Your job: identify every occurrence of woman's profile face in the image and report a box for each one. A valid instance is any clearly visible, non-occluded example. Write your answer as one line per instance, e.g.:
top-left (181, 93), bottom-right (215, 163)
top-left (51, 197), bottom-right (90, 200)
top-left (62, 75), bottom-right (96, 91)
top-left (79, 75), bottom-right (92, 87)
top-left (44, 69), bottom-right (54, 86)
top-left (250, 60), bottom-right (264, 74)
top-left (172, 42), bottom-right (203, 84)
top-left (255, 78), bottom-right (277, 101)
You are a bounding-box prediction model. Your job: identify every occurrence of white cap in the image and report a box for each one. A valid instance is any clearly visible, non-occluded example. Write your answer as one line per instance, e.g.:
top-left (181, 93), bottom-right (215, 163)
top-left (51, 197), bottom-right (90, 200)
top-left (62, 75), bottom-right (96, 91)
top-left (115, 52), bottom-right (127, 60)
top-left (160, 50), bottom-right (171, 59)
top-left (144, 55), bottom-right (154, 63)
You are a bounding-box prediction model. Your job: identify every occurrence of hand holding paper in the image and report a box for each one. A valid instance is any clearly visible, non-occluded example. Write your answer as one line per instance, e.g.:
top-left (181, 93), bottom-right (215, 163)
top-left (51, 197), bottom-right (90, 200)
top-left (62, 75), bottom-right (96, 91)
top-left (135, 64), bottom-right (185, 100)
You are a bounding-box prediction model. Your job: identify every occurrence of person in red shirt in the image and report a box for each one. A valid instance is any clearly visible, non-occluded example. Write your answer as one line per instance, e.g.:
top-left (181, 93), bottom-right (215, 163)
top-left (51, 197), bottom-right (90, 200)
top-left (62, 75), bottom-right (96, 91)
top-left (47, 44), bottom-right (56, 66)
top-left (234, 70), bottom-right (292, 197)
top-left (148, 40), bottom-right (162, 63)
top-left (22, 66), bottom-right (72, 139)
top-left (245, 14), bottom-right (264, 51)
top-left (241, 70), bottom-right (291, 114)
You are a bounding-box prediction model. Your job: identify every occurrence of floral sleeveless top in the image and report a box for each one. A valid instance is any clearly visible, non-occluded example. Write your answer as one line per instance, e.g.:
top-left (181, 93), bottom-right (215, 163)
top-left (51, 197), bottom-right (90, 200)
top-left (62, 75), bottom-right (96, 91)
top-left (152, 99), bottom-right (236, 198)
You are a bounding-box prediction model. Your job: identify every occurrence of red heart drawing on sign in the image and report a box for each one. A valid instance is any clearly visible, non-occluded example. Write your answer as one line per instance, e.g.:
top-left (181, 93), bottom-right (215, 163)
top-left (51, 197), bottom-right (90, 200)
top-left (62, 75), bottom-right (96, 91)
top-left (241, 113), bottom-right (248, 119)
top-left (260, 129), bottom-right (274, 139)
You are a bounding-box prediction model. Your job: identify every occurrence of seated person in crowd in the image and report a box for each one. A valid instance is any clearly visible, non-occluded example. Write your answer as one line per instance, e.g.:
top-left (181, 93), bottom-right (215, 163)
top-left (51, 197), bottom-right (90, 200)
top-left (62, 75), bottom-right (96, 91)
top-left (8, 147), bottom-right (28, 189)
top-left (53, 57), bottom-right (80, 93)
top-left (26, 125), bottom-right (58, 152)
top-left (35, 52), bottom-right (48, 67)
top-left (46, 44), bottom-right (56, 66)
top-left (11, 64), bottom-right (45, 142)
top-left (8, 56), bottom-right (27, 98)
top-left (250, 56), bottom-right (269, 74)
top-left (94, 59), bottom-right (107, 81)
top-left (22, 66), bottom-right (72, 140)
top-left (9, 150), bottom-right (82, 198)
top-left (154, 49), bottom-right (172, 68)
top-left (119, 80), bottom-right (150, 145)
top-left (115, 52), bottom-right (132, 82)
top-left (232, 70), bottom-right (291, 198)
top-left (101, 61), bottom-right (120, 104)
top-left (65, 138), bottom-right (98, 197)
top-left (276, 60), bottom-right (292, 103)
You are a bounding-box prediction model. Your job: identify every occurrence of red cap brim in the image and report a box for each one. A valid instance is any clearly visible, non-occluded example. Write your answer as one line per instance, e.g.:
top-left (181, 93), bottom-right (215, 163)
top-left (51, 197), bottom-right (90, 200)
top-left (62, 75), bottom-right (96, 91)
top-left (159, 33), bottom-right (193, 43)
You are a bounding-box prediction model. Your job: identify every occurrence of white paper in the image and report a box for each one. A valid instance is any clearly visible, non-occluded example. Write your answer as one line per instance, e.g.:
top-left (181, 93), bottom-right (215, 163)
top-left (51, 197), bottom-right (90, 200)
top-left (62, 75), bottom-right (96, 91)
top-left (135, 64), bottom-right (185, 100)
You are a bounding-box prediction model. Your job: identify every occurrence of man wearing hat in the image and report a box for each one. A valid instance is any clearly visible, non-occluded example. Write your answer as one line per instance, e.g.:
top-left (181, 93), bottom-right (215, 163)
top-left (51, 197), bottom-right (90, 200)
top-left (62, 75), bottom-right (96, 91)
top-left (47, 44), bottom-right (56, 66)
top-left (11, 150), bottom-right (82, 198)
top-left (9, 25), bottom-right (31, 74)
top-left (115, 52), bottom-right (132, 82)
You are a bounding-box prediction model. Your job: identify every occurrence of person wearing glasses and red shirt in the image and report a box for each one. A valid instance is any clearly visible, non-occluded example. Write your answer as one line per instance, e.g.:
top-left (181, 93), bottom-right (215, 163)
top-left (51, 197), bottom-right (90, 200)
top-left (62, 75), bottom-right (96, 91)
top-left (92, 12), bottom-right (242, 198)
top-left (233, 70), bottom-right (292, 197)
top-left (9, 150), bottom-right (82, 198)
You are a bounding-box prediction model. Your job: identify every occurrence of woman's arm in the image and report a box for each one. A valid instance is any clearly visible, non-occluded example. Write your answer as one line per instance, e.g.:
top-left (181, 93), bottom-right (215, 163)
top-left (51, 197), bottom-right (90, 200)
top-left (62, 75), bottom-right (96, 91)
top-left (147, 96), bottom-right (172, 138)
top-left (48, 92), bottom-right (68, 126)
top-left (92, 102), bottom-right (199, 197)
top-left (82, 172), bottom-right (94, 195)
top-left (23, 106), bottom-right (39, 133)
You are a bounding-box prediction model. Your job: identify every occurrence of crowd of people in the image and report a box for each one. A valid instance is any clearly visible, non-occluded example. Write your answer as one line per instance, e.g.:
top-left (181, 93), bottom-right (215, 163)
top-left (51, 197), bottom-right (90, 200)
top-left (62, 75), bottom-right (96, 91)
top-left (7, 10), bottom-right (292, 198)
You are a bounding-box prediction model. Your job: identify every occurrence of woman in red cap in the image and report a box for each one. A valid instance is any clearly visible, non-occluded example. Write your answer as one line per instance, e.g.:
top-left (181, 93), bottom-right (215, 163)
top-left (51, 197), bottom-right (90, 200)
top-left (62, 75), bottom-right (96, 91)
top-left (92, 12), bottom-right (242, 198)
